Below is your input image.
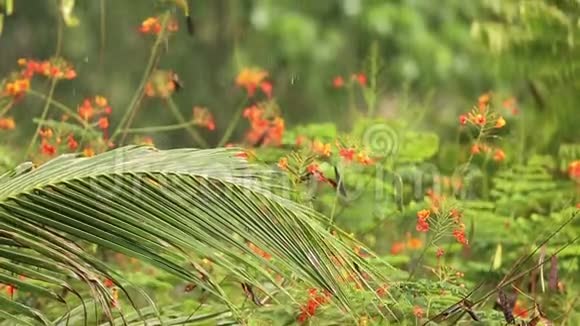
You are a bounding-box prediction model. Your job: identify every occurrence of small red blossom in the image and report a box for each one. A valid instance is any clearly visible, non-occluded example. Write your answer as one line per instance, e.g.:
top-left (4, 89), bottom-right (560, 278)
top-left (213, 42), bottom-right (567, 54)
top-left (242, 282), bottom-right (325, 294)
top-left (97, 117), bottom-right (109, 130)
top-left (459, 114), bottom-right (468, 125)
top-left (473, 113), bottom-right (486, 126)
top-left (67, 135), bottom-right (79, 151)
top-left (436, 247), bottom-right (445, 258)
top-left (452, 228), bottom-right (468, 245)
top-left (41, 141), bottom-right (57, 156)
top-left (259, 81), bottom-right (273, 98)
top-left (236, 68), bottom-right (268, 97)
top-left (413, 306), bottom-right (424, 319)
top-left (355, 73), bottom-right (367, 86)
top-left (390, 242), bottom-right (405, 255)
top-left (332, 76), bottom-right (344, 88)
top-left (416, 218), bottom-right (429, 233)
top-left (103, 278), bottom-right (115, 288)
top-left (339, 148), bottom-right (356, 161)
top-left (0, 118), bottom-right (16, 130)
top-left (568, 160), bottom-right (580, 180)
top-left (417, 209), bottom-right (430, 220)
top-left (493, 149), bottom-right (506, 162)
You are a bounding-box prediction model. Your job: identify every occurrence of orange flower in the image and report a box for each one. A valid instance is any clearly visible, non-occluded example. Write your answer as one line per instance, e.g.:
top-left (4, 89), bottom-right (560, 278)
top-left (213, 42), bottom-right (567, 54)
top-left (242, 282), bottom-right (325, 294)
top-left (390, 242), bottom-right (406, 255)
top-left (493, 149), bottom-right (506, 162)
top-left (3, 78), bottom-right (30, 99)
top-left (452, 227), bottom-right (468, 245)
top-left (568, 160), bottom-right (580, 180)
top-left (0, 118), bottom-right (16, 130)
top-left (356, 151), bottom-right (374, 165)
top-left (495, 116), bottom-right (506, 128)
top-left (473, 113), bottom-right (486, 126)
top-left (236, 68), bottom-right (268, 97)
top-left (98, 117), bottom-right (109, 129)
top-left (470, 143), bottom-right (481, 155)
top-left (78, 99), bottom-right (94, 120)
top-left (260, 81), bottom-right (273, 98)
top-left (41, 140), bottom-right (57, 156)
top-left (413, 306), bottom-right (424, 318)
top-left (407, 237), bottom-right (423, 250)
top-left (417, 209), bottom-right (430, 220)
top-left (339, 148), bottom-right (356, 161)
top-left (39, 128), bottom-right (53, 139)
top-left (478, 92), bottom-right (491, 110)
top-left (332, 76), bottom-right (344, 88)
top-left (103, 278), bottom-right (115, 288)
top-left (83, 148), bottom-right (95, 157)
top-left (95, 95), bottom-right (108, 107)
top-left (278, 157), bottom-right (288, 170)
top-left (355, 73), bottom-right (367, 86)
top-left (67, 135), bottom-right (79, 151)
top-left (307, 163), bottom-right (320, 174)
top-left (416, 218), bottom-right (429, 233)
top-left (312, 141), bottom-right (331, 157)
top-left (459, 114), bottom-right (468, 125)
top-left (139, 17), bottom-right (162, 34)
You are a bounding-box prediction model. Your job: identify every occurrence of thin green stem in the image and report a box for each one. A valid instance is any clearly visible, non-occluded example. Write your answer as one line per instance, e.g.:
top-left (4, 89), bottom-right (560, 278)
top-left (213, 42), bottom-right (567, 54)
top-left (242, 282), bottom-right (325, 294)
top-left (0, 100), bottom-right (13, 117)
top-left (54, 0), bottom-right (63, 58)
top-left (166, 97), bottom-right (208, 148)
top-left (99, 0), bottom-right (106, 67)
top-left (26, 89), bottom-right (86, 125)
top-left (123, 121), bottom-right (197, 134)
top-left (111, 12), bottom-right (170, 144)
top-left (217, 97), bottom-right (248, 147)
top-left (25, 79), bottom-right (58, 159)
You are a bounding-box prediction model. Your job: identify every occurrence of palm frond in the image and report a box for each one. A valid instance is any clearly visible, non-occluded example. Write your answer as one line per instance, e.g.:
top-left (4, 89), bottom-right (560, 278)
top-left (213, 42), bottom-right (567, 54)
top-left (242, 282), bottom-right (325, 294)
top-left (0, 146), bottom-right (393, 324)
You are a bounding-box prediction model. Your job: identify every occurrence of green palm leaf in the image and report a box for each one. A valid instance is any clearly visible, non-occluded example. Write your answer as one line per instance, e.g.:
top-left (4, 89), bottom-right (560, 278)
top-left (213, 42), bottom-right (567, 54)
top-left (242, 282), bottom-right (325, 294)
top-left (0, 146), bottom-right (393, 324)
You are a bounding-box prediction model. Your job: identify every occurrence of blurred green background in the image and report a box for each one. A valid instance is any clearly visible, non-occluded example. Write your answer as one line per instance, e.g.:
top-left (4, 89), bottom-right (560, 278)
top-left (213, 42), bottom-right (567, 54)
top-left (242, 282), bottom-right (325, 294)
top-left (1, 0), bottom-right (578, 149)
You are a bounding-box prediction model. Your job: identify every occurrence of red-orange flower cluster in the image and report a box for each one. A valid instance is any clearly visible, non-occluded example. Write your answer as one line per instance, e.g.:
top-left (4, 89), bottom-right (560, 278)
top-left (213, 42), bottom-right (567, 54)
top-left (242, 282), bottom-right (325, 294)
top-left (297, 288), bottom-right (331, 323)
top-left (235, 68), bottom-right (271, 97)
top-left (338, 145), bottom-right (374, 165)
top-left (139, 17), bottom-right (179, 35)
top-left (243, 104), bottom-right (284, 146)
top-left (331, 72), bottom-right (367, 88)
top-left (192, 106), bottom-right (216, 131)
top-left (0, 118), bottom-right (16, 130)
top-left (568, 160), bottom-right (580, 181)
top-left (415, 209), bottom-right (430, 232)
top-left (3, 77), bottom-right (30, 99)
top-left (18, 57), bottom-right (77, 80)
top-left (78, 96), bottom-right (112, 133)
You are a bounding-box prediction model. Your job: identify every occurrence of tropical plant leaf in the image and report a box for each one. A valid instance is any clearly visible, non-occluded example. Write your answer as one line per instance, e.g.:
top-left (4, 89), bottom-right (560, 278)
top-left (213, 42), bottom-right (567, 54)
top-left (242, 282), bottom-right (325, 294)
top-left (0, 146), bottom-right (393, 324)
